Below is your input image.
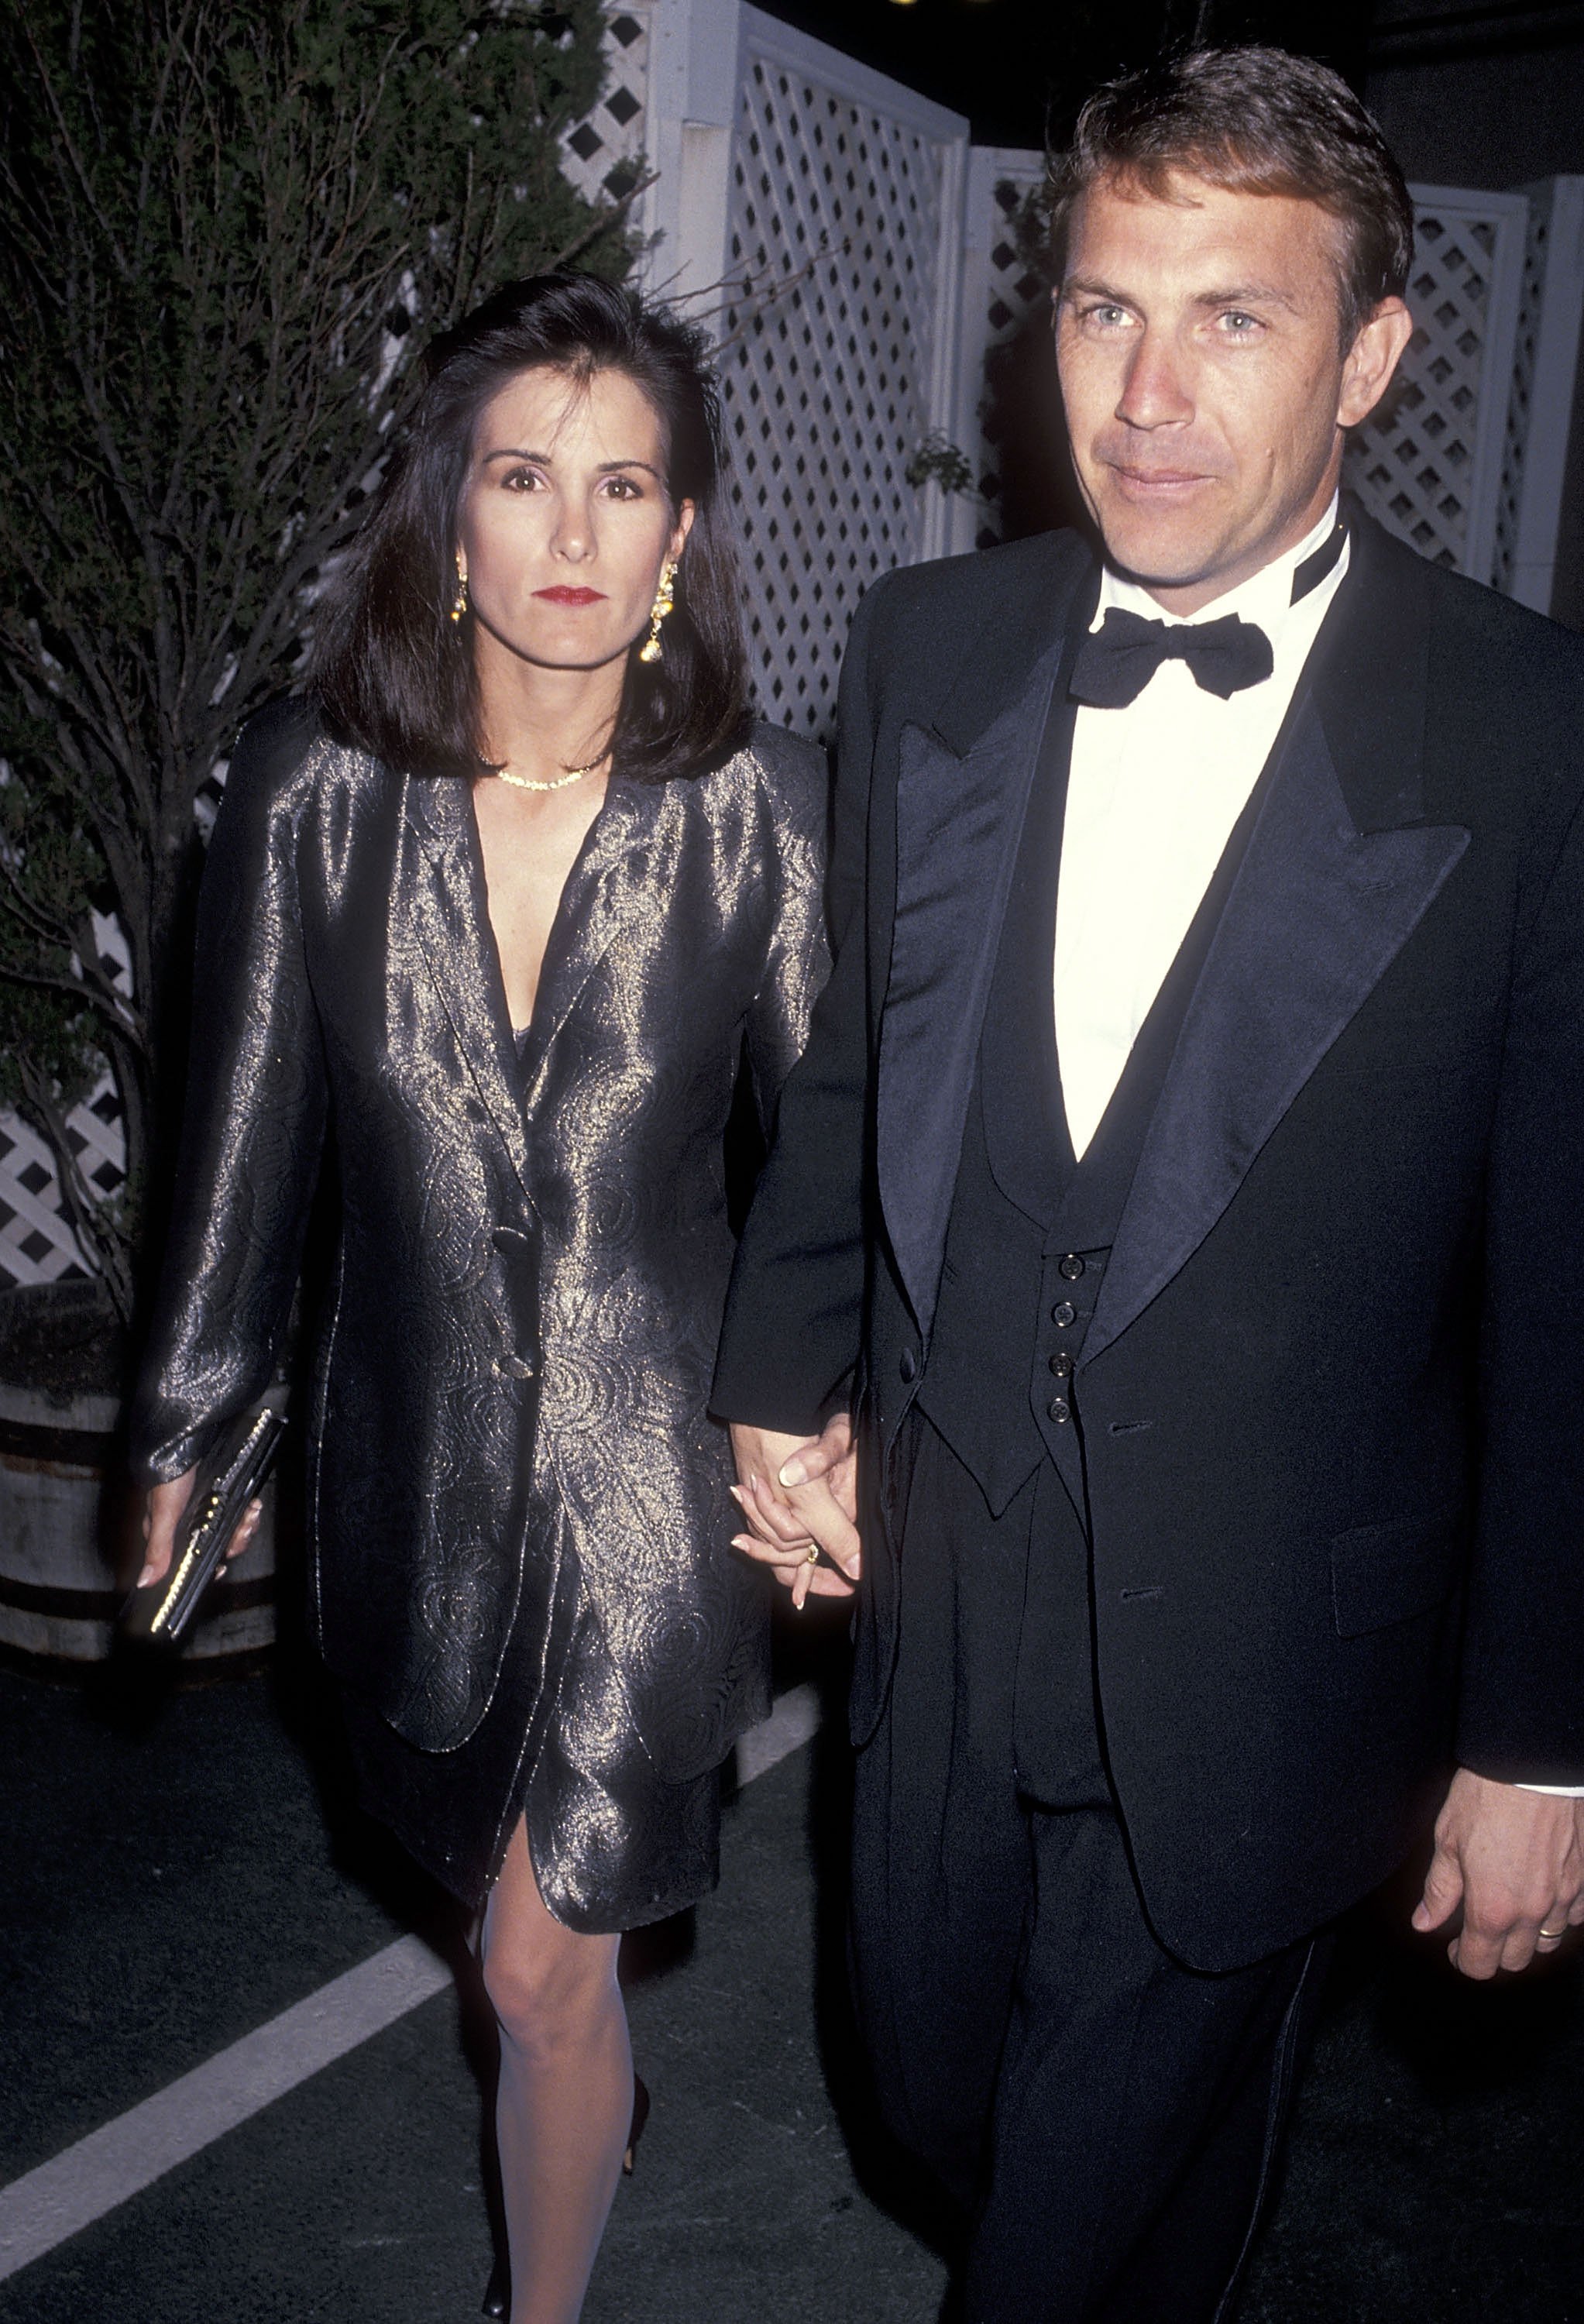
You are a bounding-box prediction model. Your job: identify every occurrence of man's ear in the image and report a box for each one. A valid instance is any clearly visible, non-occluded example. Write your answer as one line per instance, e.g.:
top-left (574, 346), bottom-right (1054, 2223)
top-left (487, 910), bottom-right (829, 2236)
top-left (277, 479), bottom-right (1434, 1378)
top-left (1338, 297), bottom-right (1414, 431)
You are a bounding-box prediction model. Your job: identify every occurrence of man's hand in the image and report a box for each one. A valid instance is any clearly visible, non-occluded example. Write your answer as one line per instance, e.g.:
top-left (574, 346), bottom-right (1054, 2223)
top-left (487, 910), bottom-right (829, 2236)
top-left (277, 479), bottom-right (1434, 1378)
top-left (728, 1413), bottom-right (860, 1611)
top-left (1412, 1769), bottom-right (1584, 1977)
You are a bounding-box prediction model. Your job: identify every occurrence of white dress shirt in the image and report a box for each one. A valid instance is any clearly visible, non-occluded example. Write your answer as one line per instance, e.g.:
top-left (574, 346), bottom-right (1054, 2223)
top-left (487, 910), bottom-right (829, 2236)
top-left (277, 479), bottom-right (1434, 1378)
top-left (1054, 497), bottom-right (1345, 1161)
top-left (1052, 498), bottom-right (1582, 1803)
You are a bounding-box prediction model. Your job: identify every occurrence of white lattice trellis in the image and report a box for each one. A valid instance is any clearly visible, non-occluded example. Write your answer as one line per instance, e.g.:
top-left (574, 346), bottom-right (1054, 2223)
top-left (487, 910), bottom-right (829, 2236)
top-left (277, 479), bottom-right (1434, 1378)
top-left (1345, 187), bottom-right (1528, 577)
top-left (714, 16), bottom-right (967, 735)
top-left (0, 1087), bottom-right (121, 1286)
top-left (0, 914), bottom-right (132, 1288)
top-left (558, 5), bottom-right (651, 207)
top-left (953, 146), bottom-right (1051, 554)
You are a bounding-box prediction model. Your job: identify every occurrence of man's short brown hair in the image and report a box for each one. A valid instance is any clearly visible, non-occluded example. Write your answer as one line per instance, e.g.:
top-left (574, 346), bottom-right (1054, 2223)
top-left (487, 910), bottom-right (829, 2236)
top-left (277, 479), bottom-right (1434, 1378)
top-left (1051, 46), bottom-right (1414, 342)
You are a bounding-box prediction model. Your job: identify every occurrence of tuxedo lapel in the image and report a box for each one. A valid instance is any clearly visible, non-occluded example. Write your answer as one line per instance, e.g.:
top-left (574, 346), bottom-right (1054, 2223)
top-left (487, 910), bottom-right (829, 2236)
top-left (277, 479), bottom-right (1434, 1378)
top-left (979, 689), bottom-right (1081, 1228)
top-left (877, 638), bottom-right (1067, 1339)
top-left (874, 545), bottom-right (1096, 1336)
top-left (404, 773), bottom-right (531, 1196)
top-left (1084, 527), bottom-right (1470, 1366)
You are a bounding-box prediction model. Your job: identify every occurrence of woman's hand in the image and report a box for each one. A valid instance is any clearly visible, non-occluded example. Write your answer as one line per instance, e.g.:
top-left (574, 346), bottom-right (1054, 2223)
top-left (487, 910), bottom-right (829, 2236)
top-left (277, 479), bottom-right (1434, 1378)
top-left (136, 1467), bottom-right (263, 1590)
top-left (727, 1412), bottom-right (860, 1611)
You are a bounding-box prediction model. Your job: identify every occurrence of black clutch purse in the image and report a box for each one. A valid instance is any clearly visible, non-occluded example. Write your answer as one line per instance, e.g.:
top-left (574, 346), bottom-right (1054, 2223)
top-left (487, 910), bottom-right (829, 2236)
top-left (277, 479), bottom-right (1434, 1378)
top-left (124, 1394), bottom-right (287, 1647)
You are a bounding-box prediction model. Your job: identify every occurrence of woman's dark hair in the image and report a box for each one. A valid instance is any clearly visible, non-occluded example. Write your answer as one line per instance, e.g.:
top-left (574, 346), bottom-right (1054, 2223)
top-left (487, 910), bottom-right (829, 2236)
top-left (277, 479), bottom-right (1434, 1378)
top-left (1051, 47), bottom-right (1414, 345)
top-left (312, 272), bottom-right (751, 782)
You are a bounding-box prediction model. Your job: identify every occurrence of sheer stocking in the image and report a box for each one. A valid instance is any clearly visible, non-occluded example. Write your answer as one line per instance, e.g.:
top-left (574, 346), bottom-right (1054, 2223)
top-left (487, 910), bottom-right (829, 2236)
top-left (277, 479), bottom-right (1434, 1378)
top-left (479, 1818), bottom-right (633, 2324)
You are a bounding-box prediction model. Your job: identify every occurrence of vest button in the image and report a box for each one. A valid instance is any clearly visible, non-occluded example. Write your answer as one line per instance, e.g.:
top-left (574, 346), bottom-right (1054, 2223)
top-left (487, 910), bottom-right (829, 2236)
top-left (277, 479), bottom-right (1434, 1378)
top-left (899, 1348), bottom-right (918, 1384)
top-left (1059, 1253), bottom-right (1085, 1282)
top-left (1048, 1397), bottom-right (1070, 1424)
top-left (1048, 1352), bottom-right (1073, 1378)
top-left (1051, 1301), bottom-right (1077, 1328)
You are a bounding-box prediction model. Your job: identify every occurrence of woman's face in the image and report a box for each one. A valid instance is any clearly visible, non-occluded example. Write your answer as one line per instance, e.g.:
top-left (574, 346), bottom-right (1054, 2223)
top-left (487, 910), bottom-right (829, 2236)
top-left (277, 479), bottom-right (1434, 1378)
top-left (455, 363), bottom-right (694, 672)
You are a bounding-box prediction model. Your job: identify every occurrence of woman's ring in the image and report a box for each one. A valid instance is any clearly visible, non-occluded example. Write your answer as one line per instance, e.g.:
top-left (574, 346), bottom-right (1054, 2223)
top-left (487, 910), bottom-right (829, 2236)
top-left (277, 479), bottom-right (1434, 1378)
top-left (803, 1544), bottom-right (820, 1566)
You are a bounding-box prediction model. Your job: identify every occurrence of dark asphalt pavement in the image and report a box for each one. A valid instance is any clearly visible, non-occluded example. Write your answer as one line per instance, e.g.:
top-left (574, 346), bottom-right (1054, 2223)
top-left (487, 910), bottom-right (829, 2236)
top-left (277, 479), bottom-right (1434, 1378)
top-left (3, 1633), bottom-right (1582, 2322)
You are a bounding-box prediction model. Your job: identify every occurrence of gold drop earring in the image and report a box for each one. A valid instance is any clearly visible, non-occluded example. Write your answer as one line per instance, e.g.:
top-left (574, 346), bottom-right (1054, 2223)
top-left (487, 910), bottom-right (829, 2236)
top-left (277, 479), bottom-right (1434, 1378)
top-left (448, 562), bottom-right (469, 624)
top-left (638, 561), bottom-right (675, 664)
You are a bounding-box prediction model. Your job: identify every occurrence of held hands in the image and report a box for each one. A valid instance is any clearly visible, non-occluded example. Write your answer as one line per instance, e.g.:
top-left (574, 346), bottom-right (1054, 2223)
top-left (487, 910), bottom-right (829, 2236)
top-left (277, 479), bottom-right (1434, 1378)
top-left (728, 1411), bottom-right (861, 1611)
top-left (136, 1466), bottom-right (263, 1591)
top-left (1413, 1769), bottom-right (1584, 1977)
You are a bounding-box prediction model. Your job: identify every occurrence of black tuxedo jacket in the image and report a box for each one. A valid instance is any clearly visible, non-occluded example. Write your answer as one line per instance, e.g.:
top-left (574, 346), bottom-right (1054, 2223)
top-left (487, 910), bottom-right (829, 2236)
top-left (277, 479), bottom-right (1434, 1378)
top-left (713, 511), bottom-right (1584, 1968)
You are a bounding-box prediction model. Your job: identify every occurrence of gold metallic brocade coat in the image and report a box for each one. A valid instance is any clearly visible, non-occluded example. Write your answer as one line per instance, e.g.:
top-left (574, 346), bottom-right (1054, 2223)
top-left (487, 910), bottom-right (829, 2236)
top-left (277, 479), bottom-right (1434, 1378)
top-left (133, 702), bottom-right (830, 1792)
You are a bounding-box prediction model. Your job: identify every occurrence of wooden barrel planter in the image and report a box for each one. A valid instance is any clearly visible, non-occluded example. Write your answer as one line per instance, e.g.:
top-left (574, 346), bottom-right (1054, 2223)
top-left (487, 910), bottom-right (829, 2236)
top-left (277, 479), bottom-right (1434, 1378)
top-left (0, 1281), bottom-right (276, 1669)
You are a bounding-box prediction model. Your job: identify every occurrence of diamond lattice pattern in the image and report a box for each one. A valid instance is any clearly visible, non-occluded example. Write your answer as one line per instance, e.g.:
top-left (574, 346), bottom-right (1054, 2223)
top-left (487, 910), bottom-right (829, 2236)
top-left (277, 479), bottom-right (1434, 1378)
top-left (973, 163), bottom-right (1050, 549)
top-left (0, 912), bottom-right (132, 1287)
top-left (1343, 208), bottom-right (1503, 571)
top-left (558, 6), bottom-right (650, 205)
top-left (719, 51), bottom-right (953, 738)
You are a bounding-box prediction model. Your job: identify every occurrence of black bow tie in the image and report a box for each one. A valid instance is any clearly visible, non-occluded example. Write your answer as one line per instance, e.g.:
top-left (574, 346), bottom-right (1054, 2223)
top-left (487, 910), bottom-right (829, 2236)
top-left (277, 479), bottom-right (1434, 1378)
top-left (1069, 607), bottom-right (1276, 709)
top-left (1070, 516), bottom-right (1348, 711)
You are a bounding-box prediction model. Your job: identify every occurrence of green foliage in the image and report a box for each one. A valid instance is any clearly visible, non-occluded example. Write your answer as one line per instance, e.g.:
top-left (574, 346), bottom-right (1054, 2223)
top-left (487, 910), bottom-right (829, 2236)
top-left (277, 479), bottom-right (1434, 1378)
top-left (0, 0), bottom-right (624, 1313)
top-left (905, 433), bottom-right (976, 500)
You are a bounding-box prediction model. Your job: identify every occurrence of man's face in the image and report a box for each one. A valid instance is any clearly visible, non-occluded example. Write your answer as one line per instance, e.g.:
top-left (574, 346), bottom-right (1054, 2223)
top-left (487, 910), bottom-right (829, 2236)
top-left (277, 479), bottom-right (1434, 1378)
top-left (1054, 171), bottom-right (1410, 612)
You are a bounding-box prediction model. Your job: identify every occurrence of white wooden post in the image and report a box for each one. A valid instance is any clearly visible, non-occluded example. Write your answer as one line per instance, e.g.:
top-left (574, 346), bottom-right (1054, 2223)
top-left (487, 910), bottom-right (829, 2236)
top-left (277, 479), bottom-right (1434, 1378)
top-left (639, 0), bottom-right (743, 312)
top-left (1504, 177), bottom-right (1584, 614)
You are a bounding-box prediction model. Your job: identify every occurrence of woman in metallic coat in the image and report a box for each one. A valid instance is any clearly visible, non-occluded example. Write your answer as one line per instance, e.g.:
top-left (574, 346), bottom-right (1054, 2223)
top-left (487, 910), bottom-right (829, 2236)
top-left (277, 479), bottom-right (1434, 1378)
top-left (131, 274), bottom-right (830, 2323)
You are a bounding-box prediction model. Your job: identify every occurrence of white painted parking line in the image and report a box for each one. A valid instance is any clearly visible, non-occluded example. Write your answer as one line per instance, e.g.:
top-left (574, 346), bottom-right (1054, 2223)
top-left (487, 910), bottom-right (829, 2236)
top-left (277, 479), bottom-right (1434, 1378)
top-left (0, 1684), bottom-right (824, 2280)
top-left (735, 1680), bottom-right (821, 1783)
top-left (0, 1936), bottom-right (450, 2280)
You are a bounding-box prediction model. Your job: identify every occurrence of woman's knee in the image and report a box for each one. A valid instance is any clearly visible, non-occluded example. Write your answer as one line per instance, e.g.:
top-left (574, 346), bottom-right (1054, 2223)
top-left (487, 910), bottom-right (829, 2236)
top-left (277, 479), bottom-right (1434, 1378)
top-left (481, 1912), bottom-right (617, 2054)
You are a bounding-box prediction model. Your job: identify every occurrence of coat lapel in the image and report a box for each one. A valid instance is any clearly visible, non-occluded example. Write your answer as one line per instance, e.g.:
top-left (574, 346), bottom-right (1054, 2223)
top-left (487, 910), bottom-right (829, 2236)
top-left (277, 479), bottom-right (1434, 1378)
top-left (1083, 520), bottom-right (1470, 1366)
top-left (518, 778), bottom-right (667, 1112)
top-left (404, 774), bottom-right (668, 1181)
top-left (404, 772), bottom-right (532, 1195)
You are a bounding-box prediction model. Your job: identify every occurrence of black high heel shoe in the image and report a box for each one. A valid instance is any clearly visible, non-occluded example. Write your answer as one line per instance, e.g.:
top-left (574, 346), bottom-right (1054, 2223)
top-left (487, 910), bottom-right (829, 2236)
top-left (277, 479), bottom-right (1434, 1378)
top-left (481, 2076), bottom-right (650, 2318)
top-left (623, 2074), bottom-right (650, 2173)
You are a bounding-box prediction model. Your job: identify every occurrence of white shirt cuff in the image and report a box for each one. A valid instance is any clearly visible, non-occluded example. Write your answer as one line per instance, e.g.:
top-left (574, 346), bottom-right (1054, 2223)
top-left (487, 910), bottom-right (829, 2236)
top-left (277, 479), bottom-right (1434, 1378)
top-left (1516, 1783), bottom-right (1584, 1797)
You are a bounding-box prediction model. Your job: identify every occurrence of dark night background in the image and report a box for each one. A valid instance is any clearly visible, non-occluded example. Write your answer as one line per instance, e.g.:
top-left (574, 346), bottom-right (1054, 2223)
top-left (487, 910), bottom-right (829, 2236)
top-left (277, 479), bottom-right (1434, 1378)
top-left (755, 0), bottom-right (1584, 187)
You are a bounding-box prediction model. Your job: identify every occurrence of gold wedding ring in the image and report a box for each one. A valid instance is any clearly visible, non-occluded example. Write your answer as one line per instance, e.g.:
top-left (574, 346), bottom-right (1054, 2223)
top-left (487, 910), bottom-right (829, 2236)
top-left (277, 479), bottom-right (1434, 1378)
top-left (803, 1544), bottom-right (821, 1566)
top-left (1540, 1923), bottom-right (1568, 1940)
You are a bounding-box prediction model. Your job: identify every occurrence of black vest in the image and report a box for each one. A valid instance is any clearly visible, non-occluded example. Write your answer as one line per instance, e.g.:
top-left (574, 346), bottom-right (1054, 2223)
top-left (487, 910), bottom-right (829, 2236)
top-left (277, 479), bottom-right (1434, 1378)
top-left (915, 652), bottom-right (1291, 1793)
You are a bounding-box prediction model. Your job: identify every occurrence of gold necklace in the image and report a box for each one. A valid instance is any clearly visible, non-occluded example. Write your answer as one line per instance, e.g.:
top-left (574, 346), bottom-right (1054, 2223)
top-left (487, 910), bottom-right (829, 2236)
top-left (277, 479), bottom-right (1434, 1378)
top-left (493, 751), bottom-right (608, 793)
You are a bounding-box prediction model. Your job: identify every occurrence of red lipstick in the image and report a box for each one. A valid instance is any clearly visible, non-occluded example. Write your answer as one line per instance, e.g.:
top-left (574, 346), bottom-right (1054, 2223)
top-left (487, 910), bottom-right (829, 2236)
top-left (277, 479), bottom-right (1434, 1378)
top-left (534, 586), bottom-right (606, 605)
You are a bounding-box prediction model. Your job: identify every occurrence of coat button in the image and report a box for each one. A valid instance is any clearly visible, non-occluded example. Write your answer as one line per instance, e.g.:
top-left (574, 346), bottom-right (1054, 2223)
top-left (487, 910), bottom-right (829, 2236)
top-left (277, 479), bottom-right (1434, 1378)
top-left (1048, 1352), bottom-right (1073, 1378)
top-left (1052, 1301), bottom-right (1077, 1328)
top-left (1058, 1253), bottom-right (1085, 1282)
top-left (1048, 1397), bottom-right (1070, 1424)
top-left (899, 1348), bottom-right (918, 1383)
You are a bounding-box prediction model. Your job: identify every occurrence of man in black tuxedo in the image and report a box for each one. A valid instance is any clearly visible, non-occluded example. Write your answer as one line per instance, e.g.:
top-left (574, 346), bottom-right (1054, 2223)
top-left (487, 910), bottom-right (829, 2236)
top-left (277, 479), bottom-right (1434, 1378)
top-left (713, 46), bottom-right (1584, 2323)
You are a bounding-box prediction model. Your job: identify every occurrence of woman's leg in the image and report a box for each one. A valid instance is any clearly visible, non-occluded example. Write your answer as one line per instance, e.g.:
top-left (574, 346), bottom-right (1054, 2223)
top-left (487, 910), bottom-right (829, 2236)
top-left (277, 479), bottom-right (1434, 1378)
top-left (479, 1816), bottom-right (632, 2324)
